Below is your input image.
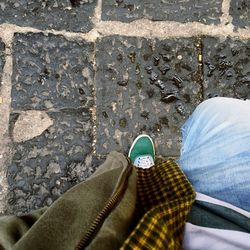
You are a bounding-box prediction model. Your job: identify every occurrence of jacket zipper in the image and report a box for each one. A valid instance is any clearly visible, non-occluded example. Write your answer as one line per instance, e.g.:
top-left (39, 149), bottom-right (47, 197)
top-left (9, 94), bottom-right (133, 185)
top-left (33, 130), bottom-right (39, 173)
top-left (76, 159), bottom-right (133, 250)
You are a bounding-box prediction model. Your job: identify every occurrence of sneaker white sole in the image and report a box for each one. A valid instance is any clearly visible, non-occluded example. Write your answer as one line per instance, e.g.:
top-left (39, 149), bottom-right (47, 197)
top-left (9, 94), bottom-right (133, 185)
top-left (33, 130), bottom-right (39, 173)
top-left (128, 134), bottom-right (155, 159)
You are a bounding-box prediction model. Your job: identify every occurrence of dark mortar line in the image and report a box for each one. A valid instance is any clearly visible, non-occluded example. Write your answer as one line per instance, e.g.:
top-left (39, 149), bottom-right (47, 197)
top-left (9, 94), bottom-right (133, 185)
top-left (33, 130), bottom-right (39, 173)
top-left (90, 38), bottom-right (98, 156)
top-left (194, 36), bottom-right (204, 101)
top-left (0, 40), bottom-right (6, 89)
top-left (11, 107), bottom-right (91, 113)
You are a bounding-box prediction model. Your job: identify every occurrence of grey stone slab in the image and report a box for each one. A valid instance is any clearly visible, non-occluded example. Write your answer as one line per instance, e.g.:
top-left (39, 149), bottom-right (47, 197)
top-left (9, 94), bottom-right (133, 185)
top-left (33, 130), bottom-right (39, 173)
top-left (0, 39), bottom-right (5, 85)
top-left (203, 37), bottom-right (250, 99)
top-left (0, 0), bottom-right (96, 32)
top-left (7, 109), bottom-right (94, 214)
top-left (96, 36), bottom-right (202, 157)
top-left (12, 33), bottom-right (94, 110)
top-left (102, 0), bottom-right (222, 25)
top-left (230, 0), bottom-right (250, 29)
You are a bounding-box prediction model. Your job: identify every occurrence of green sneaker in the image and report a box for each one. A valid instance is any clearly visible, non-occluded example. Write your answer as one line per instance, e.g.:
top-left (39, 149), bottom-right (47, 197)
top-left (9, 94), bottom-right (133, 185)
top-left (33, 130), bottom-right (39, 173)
top-left (128, 134), bottom-right (155, 169)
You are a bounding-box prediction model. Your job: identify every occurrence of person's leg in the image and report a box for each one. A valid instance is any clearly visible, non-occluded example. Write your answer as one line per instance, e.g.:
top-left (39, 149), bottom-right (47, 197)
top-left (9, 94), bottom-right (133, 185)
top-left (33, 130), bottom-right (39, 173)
top-left (123, 135), bottom-right (195, 250)
top-left (178, 97), bottom-right (250, 211)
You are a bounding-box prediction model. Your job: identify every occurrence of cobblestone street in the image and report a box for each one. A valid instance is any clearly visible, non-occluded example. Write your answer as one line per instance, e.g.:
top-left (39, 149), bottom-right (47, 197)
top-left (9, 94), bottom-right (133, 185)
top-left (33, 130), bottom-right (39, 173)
top-left (0, 0), bottom-right (249, 214)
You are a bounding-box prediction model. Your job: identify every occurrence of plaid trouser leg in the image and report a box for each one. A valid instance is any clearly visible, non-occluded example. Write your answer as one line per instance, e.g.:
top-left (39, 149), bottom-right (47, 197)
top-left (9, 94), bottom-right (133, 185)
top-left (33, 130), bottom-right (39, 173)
top-left (121, 159), bottom-right (195, 250)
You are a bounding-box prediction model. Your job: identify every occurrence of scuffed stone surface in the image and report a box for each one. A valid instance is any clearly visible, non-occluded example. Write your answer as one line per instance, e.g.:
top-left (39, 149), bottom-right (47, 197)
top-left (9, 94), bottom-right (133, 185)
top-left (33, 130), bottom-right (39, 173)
top-left (0, 39), bottom-right (5, 85)
top-left (0, 0), bottom-right (97, 32)
top-left (12, 33), bottom-right (94, 110)
top-left (96, 36), bottom-right (201, 157)
top-left (230, 0), bottom-right (250, 29)
top-left (8, 109), bottom-right (93, 214)
top-left (203, 37), bottom-right (250, 99)
top-left (102, 0), bottom-right (222, 25)
top-left (13, 111), bottom-right (53, 143)
top-left (8, 32), bottom-right (95, 214)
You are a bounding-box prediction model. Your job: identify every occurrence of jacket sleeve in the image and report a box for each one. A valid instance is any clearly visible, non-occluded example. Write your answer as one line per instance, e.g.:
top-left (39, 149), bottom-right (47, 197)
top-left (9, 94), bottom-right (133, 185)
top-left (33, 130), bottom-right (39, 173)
top-left (0, 208), bottom-right (47, 250)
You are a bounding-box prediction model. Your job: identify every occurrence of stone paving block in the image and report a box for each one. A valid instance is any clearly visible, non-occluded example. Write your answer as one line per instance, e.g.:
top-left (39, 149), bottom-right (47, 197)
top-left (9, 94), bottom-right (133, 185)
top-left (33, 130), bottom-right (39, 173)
top-left (0, 39), bottom-right (5, 85)
top-left (203, 37), bottom-right (250, 99)
top-left (12, 33), bottom-right (94, 110)
top-left (102, 0), bottom-right (222, 25)
top-left (7, 109), bottom-right (94, 214)
top-left (96, 36), bottom-right (202, 157)
top-left (0, 0), bottom-right (97, 32)
top-left (230, 0), bottom-right (250, 29)
top-left (8, 32), bottom-right (95, 213)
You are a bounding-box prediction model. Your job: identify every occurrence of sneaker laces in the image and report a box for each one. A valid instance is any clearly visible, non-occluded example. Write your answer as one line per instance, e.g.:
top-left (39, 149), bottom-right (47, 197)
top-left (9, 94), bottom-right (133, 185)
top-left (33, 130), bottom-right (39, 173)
top-left (134, 155), bottom-right (154, 169)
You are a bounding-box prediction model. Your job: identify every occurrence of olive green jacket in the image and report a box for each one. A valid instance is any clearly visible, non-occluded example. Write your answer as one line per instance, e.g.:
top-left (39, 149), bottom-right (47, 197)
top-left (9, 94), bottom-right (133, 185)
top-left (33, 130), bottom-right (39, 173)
top-left (0, 151), bottom-right (137, 250)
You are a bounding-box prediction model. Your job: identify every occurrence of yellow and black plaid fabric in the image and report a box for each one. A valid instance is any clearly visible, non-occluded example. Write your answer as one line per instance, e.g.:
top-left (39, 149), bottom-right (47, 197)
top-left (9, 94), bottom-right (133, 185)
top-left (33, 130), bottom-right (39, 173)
top-left (121, 159), bottom-right (195, 250)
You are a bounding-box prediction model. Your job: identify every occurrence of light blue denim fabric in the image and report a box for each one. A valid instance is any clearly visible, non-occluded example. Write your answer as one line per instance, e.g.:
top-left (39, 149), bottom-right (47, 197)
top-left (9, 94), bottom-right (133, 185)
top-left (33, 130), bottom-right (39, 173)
top-left (178, 97), bottom-right (250, 211)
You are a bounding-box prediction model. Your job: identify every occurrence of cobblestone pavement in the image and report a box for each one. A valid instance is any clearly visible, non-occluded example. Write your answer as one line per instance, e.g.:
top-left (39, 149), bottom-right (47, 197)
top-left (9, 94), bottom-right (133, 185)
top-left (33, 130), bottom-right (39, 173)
top-left (0, 0), bottom-right (249, 214)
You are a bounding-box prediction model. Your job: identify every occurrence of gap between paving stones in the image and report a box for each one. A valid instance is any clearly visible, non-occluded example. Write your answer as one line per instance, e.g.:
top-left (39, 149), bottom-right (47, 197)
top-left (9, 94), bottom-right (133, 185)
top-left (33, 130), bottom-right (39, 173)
top-left (0, 29), bottom-right (13, 214)
top-left (1, 19), bottom-right (250, 42)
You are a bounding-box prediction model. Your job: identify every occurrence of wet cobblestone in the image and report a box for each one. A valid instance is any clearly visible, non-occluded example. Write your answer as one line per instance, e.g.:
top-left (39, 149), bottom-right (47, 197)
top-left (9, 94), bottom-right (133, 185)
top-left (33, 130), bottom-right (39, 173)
top-left (12, 33), bottom-right (94, 110)
top-left (203, 37), bottom-right (250, 100)
top-left (8, 33), bottom-right (95, 213)
top-left (102, 0), bottom-right (223, 25)
top-left (96, 36), bottom-right (202, 157)
top-left (0, 39), bottom-right (5, 86)
top-left (230, 0), bottom-right (250, 29)
top-left (8, 109), bottom-right (93, 214)
top-left (0, 0), bottom-right (97, 32)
